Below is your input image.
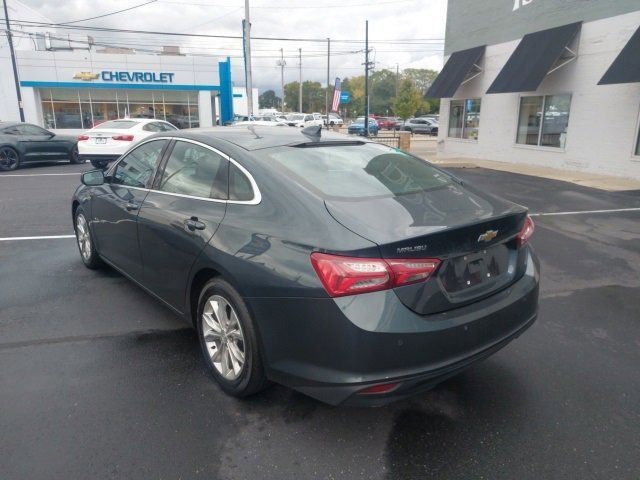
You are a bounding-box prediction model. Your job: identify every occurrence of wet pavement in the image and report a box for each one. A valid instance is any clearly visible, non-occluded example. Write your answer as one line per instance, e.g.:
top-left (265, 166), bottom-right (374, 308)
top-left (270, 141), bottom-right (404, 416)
top-left (1, 163), bottom-right (639, 479)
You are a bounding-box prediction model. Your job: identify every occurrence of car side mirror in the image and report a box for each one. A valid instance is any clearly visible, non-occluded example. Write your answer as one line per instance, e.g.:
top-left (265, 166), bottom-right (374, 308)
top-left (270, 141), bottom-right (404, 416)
top-left (81, 169), bottom-right (105, 186)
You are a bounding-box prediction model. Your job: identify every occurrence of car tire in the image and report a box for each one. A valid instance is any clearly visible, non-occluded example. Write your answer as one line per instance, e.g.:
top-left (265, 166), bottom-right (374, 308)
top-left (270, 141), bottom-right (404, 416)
top-left (0, 146), bottom-right (20, 171)
top-left (197, 278), bottom-right (269, 398)
top-left (404, 127), bottom-right (412, 134)
top-left (74, 207), bottom-right (103, 269)
top-left (91, 159), bottom-right (109, 170)
top-left (69, 146), bottom-right (85, 164)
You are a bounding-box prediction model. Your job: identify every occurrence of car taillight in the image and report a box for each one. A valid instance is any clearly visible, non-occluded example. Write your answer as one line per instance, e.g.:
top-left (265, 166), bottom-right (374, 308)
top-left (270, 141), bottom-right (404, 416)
top-left (310, 253), bottom-right (440, 297)
top-left (77, 135), bottom-right (89, 141)
top-left (517, 215), bottom-right (535, 247)
top-left (357, 382), bottom-right (400, 395)
top-left (112, 134), bottom-right (134, 141)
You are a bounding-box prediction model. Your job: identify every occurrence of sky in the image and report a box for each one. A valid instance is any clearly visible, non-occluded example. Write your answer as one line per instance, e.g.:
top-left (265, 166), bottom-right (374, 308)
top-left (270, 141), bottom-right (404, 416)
top-left (19, 0), bottom-right (447, 93)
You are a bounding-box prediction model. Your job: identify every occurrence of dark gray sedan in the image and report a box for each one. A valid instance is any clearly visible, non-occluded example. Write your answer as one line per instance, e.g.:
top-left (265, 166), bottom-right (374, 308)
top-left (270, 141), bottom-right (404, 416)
top-left (0, 122), bottom-right (81, 171)
top-left (72, 126), bottom-right (539, 405)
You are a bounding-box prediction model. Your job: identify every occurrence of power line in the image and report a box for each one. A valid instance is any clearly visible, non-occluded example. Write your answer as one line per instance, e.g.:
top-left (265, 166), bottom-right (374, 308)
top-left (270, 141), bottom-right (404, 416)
top-left (2, 18), bottom-right (444, 44)
top-left (58, 0), bottom-right (159, 25)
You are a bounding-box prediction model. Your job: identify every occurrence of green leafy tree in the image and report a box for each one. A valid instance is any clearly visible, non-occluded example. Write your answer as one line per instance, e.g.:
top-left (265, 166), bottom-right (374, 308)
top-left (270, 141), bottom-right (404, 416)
top-left (369, 69), bottom-right (396, 116)
top-left (403, 68), bottom-right (439, 96)
top-left (283, 81), bottom-right (326, 112)
top-left (258, 89), bottom-right (281, 109)
top-left (393, 79), bottom-right (422, 119)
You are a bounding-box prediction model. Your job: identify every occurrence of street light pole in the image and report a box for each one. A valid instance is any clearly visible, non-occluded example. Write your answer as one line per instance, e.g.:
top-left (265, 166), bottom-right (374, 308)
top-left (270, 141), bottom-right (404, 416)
top-left (276, 48), bottom-right (286, 112)
top-left (298, 48), bottom-right (302, 113)
top-left (243, 0), bottom-right (254, 117)
top-left (325, 38), bottom-right (330, 119)
top-left (2, 0), bottom-right (25, 122)
top-left (364, 21), bottom-right (369, 137)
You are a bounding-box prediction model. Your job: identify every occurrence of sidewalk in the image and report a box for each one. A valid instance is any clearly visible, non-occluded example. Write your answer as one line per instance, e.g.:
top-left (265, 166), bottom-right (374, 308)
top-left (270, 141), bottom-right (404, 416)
top-left (425, 156), bottom-right (640, 192)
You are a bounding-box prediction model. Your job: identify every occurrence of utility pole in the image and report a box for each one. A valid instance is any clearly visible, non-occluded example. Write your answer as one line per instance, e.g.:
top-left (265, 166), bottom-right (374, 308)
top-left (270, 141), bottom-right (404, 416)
top-left (243, 0), bottom-right (253, 117)
top-left (364, 21), bottom-right (370, 137)
top-left (3, 0), bottom-right (25, 122)
top-left (325, 38), bottom-right (330, 119)
top-left (298, 48), bottom-right (302, 113)
top-left (276, 48), bottom-right (286, 112)
top-left (395, 63), bottom-right (399, 98)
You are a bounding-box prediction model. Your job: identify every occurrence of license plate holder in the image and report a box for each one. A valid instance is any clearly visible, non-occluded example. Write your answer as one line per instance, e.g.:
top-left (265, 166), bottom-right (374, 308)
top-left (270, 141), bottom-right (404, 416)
top-left (95, 137), bottom-right (107, 144)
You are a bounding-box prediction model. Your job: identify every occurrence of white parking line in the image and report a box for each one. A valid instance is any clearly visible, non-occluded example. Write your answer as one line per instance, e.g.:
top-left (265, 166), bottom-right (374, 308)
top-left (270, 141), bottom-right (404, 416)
top-left (530, 207), bottom-right (640, 217)
top-left (0, 173), bottom-right (80, 177)
top-left (0, 235), bottom-right (75, 242)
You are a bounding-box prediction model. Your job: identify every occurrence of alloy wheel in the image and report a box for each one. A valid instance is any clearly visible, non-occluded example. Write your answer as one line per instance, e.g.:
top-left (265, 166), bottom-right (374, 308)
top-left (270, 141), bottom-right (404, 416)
top-left (202, 295), bottom-right (246, 380)
top-left (0, 147), bottom-right (18, 170)
top-left (75, 214), bottom-right (92, 260)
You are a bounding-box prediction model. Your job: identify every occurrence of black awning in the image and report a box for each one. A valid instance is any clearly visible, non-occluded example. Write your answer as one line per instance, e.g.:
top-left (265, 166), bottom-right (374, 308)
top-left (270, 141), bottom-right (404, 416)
top-left (425, 46), bottom-right (485, 98)
top-left (487, 22), bottom-right (582, 94)
top-left (599, 26), bottom-right (640, 85)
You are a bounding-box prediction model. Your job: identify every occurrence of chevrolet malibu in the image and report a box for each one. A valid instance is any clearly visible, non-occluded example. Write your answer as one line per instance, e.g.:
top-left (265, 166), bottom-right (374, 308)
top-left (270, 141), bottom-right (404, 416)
top-left (72, 126), bottom-right (539, 406)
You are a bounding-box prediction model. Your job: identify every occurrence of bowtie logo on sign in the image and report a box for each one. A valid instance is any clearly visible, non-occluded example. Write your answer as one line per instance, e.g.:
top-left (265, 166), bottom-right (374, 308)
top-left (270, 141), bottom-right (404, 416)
top-left (513, 0), bottom-right (534, 11)
top-left (73, 72), bottom-right (100, 81)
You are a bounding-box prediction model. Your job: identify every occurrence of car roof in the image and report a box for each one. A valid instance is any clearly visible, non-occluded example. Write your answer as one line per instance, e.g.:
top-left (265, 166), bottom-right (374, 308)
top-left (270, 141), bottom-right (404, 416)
top-left (157, 126), bottom-right (369, 151)
top-left (0, 121), bottom-right (20, 129)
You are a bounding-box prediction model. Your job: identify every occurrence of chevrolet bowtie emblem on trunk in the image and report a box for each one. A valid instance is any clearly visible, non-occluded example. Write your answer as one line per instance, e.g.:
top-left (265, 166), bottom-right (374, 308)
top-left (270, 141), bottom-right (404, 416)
top-left (73, 72), bottom-right (99, 81)
top-left (477, 230), bottom-right (498, 243)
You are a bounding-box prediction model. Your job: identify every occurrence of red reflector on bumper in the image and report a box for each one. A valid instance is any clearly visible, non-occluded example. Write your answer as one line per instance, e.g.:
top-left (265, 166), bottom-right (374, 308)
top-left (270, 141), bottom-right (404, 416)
top-left (357, 382), bottom-right (400, 395)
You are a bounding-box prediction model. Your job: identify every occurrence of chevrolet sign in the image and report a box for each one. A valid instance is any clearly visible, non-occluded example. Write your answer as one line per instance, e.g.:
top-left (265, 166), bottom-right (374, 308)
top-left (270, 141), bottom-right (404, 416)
top-left (73, 72), bottom-right (100, 81)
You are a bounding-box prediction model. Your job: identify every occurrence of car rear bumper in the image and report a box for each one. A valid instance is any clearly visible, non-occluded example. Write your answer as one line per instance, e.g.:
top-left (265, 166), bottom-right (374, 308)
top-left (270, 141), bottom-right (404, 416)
top-left (247, 249), bottom-right (540, 406)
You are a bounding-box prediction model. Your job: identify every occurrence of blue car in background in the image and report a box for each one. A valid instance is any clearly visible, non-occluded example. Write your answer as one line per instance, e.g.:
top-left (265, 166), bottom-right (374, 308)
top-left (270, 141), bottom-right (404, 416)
top-left (347, 117), bottom-right (379, 136)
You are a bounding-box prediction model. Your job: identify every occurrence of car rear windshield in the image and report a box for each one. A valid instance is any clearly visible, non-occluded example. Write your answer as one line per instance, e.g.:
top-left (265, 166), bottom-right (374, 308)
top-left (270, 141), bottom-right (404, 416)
top-left (258, 143), bottom-right (453, 199)
top-left (94, 120), bottom-right (138, 130)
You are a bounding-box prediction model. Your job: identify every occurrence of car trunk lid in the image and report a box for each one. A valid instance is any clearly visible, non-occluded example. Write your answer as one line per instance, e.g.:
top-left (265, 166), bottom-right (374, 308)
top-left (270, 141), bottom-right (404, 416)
top-left (324, 181), bottom-right (528, 314)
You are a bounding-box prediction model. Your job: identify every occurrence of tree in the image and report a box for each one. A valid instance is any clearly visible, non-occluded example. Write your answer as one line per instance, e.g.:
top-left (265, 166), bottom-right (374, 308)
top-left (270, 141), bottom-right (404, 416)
top-left (369, 69), bottom-right (396, 116)
top-left (284, 81), bottom-right (326, 112)
top-left (403, 68), bottom-right (439, 96)
top-left (258, 90), bottom-right (281, 109)
top-left (393, 79), bottom-right (422, 119)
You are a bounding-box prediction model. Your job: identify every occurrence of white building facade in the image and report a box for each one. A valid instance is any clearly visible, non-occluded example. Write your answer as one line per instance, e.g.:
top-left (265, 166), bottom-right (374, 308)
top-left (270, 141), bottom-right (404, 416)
top-left (0, 1), bottom-right (257, 131)
top-left (432, 0), bottom-right (640, 179)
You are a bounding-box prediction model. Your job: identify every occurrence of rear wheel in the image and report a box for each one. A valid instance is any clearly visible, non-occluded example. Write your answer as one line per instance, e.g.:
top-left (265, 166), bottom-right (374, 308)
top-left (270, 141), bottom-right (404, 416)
top-left (91, 159), bottom-right (109, 169)
top-left (0, 146), bottom-right (19, 171)
top-left (69, 145), bottom-right (85, 164)
top-left (197, 278), bottom-right (268, 397)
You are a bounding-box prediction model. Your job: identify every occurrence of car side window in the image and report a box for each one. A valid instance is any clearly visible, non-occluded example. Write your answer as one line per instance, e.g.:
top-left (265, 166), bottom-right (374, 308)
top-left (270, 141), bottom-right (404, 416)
top-left (304, 115), bottom-right (313, 122)
top-left (112, 139), bottom-right (168, 188)
top-left (142, 123), bottom-right (160, 132)
top-left (160, 122), bottom-right (178, 131)
top-left (229, 163), bottom-right (254, 202)
top-left (157, 141), bottom-right (227, 199)
top-left (2, 127), bottom-right (19, 135)
top-left (17, 124), bottom-right (50, 136)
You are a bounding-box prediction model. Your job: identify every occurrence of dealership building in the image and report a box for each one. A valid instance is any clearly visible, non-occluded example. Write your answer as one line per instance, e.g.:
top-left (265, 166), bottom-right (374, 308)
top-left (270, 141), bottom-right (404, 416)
top-left (0, 0), bottom-right (257, 131)
top-left (429, 0), bottom-right (640, 179)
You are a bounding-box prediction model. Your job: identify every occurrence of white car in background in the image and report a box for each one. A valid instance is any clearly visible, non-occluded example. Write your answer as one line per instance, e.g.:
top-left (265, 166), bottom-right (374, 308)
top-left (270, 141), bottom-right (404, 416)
top-left (78, 118), bottom-right (178, 169)
top-left (285, 113), bottom-right (324, 128)
top-left (322, 114), bottom-right (344, 126)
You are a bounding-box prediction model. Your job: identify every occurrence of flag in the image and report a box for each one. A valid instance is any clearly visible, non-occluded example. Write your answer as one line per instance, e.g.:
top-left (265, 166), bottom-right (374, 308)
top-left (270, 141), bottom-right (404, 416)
top-left (331, 77), bottom-right (341, 112)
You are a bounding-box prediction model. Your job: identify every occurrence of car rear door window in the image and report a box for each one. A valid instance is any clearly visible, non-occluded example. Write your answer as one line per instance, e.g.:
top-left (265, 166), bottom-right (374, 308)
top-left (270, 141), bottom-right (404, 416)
top-left (157, 141), bottom-right (227, 199)
top-left (112, 139), bottom-right (168, 188)
top-left (16, 124), bottom-right (50, 136)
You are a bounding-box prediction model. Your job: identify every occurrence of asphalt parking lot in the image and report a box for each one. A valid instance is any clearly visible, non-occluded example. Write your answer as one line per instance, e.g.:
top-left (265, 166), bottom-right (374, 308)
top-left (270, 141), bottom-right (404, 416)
top-left (1, 161), bottom-right (639, 479)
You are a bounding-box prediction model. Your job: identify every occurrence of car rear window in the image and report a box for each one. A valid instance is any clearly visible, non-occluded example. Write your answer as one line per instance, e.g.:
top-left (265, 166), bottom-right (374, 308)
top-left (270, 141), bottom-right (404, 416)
top-left (95, 120), bottom-right (138, 130)
top-left (258, 143), bottom-right (452, 199)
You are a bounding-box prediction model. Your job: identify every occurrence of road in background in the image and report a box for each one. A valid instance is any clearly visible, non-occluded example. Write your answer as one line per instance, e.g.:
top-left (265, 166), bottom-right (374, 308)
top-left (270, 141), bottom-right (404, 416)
top-left (1, 164), bottom-right (639, 479)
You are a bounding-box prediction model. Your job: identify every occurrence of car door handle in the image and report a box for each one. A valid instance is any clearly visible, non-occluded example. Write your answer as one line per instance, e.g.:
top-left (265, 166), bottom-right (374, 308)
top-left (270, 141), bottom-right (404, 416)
top-left (185, 217), bottom-right (206, 231)
top-left (125, 203), bottom-right (139, 211)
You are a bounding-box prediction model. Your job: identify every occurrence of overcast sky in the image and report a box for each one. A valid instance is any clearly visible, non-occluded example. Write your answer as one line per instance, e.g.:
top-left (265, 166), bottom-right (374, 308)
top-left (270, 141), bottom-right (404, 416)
top-left (21, 0), bottom-right (447, 93)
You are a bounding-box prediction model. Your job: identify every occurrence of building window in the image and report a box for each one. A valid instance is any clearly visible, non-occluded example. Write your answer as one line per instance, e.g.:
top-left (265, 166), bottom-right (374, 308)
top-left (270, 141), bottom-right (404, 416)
top-left (448, 99), bottom-right (481, 140)
top-left (517, 94), bottom-right (571, 148)
top-left (38, 88), bottom-right (199, 129)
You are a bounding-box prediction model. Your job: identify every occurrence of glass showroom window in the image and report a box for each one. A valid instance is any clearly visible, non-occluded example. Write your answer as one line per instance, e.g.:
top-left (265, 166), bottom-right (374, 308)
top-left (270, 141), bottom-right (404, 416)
top-left (39, 89), bottom-right (197, 129)
top-left (517, 94), bottom-right (571, 148)
top-left (448, 99), bottom-right (481, 140)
